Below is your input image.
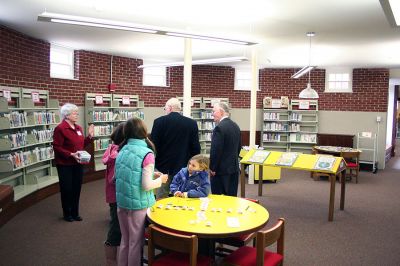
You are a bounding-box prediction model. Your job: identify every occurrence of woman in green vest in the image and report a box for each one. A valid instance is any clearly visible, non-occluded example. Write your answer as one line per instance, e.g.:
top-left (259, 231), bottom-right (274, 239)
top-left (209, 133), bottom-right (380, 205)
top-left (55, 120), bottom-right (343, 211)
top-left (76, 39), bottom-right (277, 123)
top-left (115, 117), bottom-right (168, 266)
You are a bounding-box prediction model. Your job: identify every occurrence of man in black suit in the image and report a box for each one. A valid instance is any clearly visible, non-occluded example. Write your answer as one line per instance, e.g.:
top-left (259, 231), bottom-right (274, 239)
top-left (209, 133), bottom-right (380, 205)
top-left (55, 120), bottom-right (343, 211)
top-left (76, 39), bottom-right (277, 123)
top-left (151, 98), bottom-right (201, 198)
top-left (209, 102), bottom-right (241, 196)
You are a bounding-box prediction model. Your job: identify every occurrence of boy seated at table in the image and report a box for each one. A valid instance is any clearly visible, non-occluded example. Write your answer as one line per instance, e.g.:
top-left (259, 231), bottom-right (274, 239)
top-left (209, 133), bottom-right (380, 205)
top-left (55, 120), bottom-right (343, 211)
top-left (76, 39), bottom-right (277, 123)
top-left (170, 154), bottom-right (210, 198)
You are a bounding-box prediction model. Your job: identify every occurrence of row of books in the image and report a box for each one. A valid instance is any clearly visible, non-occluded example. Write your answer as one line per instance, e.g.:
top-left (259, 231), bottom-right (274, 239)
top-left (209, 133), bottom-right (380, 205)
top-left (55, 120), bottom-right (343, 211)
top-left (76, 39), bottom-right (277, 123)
top-left (289, 113), bottom-right (303, 121)
top-left (2, 129), bottom-right (54, 148)
top-left (263, 122), bottom-right (288, 131)
top-left (94, 138), bottom-right (111, 151)
top-left (262, 133), bottom-right (283, 142)
top-left (289, 133), bottom-right (317, 143)
top-left (200, 112), bottom-right (213, 119)
top-left (1, 146), bottom-right (54, 169)
top-left (263, 112), bottom-right (282, 121)
top-left (32, 112), bottom-right (58, 124)
top-left (201, 122), bottom-right (215, 130)
top-left (94, 125), bottom-right (113, 137)
top-left (4, 111), bottom-right (27, 127)
top-left (32, 128), bottom-right (54, 142)
top-left (92, 111), bottom-right (145, 122)
top-left (246, 151), bottom-right (337, 170)
top-left (201, 132), bottom-right (212, 141)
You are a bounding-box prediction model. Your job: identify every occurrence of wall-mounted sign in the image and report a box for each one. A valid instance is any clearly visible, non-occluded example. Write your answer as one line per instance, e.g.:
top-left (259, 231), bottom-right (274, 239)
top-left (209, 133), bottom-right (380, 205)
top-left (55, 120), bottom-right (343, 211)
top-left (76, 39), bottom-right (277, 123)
top-left (95, 95), bottom-right (103, 104)
top-left (122, 96), bottom-right (130, 105)
top-left (2, 90), bottom-right (11, 102)
top-left (32, 92), bottom-right (40, 103)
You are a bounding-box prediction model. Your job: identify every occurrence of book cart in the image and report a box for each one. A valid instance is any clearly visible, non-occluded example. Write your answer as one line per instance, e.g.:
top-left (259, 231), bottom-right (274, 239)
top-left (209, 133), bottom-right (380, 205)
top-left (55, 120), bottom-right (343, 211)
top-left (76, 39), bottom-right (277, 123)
top-left (240, 149), bottom-right (347, 221)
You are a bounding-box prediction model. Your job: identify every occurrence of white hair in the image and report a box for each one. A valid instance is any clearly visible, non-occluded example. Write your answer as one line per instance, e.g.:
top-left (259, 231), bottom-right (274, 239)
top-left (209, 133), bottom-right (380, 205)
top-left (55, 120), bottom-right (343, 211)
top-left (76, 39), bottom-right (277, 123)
top-left (166, 98), bottom-right (182, 112)
top-left (214, 102), bottom-right (230, 114)
top-left (60, 103), bottom-right (78, 120)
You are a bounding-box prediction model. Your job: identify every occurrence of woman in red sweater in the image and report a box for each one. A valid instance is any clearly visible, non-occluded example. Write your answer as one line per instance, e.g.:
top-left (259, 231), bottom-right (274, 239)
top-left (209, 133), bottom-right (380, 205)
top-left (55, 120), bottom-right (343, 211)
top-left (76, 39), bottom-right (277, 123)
top-left (53, 103), bottom-right (94, 222)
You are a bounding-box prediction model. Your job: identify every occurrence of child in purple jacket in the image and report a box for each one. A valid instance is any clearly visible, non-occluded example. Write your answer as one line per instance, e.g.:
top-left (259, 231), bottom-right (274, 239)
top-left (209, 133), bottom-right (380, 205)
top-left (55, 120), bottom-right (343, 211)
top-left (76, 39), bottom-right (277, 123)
top-left (170, 154), bottom-right (210, 198)
top-left (102, 123), bottom-right (124, 265)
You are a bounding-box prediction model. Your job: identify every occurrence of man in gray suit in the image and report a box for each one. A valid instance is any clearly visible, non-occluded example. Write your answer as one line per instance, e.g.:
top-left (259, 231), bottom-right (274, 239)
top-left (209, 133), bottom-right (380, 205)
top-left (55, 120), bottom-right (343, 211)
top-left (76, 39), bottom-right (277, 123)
top-left (151, 98), bottom-right (201, 198)
top-left (209, 102), bottom-right (241, 196)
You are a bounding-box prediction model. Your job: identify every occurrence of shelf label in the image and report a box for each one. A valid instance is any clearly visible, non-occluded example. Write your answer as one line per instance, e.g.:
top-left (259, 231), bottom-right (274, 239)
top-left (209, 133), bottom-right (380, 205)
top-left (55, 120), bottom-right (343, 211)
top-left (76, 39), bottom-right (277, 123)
top-left (32, 92), bottom-right (40, 103)
top-left (271, 99), bottom-right (282, 108)
top-left (361, 132), bottom-right (372, 138)
top-left (122, 96), bottom-right (130, 105)
top-left (2, 90), bottom-right (11, 102)
top-left (95, 95), bottom-right (103, 104)
top-left (299, 101), bottom-right (310, 109)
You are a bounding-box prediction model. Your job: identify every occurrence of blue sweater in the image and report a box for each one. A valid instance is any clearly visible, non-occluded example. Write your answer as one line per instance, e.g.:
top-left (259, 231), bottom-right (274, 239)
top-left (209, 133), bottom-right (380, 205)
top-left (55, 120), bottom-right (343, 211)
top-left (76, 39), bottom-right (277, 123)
top-left (170, 167), bottom-right (210, 198)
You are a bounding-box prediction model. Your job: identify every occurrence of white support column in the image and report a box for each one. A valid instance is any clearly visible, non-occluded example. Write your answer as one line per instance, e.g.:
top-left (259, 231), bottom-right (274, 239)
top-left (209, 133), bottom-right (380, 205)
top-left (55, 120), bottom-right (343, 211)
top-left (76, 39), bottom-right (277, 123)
top-left (248, 48), bottom-right (259, 184)
top-left (183, 38), bottom-right (192, 117)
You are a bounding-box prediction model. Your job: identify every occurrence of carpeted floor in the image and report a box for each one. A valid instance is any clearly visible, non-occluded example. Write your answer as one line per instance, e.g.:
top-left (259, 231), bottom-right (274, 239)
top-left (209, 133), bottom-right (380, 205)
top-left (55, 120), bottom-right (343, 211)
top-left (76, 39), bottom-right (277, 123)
top-left (1, 156), bottom-right (400, 265)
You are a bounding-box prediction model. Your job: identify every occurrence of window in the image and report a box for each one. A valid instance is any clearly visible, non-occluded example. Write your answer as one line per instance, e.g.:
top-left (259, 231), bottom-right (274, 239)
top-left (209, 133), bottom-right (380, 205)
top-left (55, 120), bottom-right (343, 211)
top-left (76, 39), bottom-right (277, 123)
top-left (325, 68), bottom-right (353, 93)
top-left (143, 66), bottom-right (167, 87)
top-left (50, 44), bottom-right (74, 79)
top-left (234, 67), bottom-right (259, 91)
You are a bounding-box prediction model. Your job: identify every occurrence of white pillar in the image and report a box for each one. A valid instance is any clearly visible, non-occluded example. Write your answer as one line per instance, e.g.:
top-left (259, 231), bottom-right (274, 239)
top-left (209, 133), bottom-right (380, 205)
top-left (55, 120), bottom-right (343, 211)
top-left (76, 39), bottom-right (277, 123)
top-left (248, 48), bottom-right (259, 184)
top-left (183, 38), bottom-right (192, 117)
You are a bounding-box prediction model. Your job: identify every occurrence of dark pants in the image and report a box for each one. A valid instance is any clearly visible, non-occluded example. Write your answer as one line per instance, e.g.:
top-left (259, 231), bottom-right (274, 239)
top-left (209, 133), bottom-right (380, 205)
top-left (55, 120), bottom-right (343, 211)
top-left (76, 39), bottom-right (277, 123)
top-left (57, 164), bottom-right (83, 218)
top-left (211, 172), bottom-right (239, 196)
top-left (106, 203), bottom-right (121, 246)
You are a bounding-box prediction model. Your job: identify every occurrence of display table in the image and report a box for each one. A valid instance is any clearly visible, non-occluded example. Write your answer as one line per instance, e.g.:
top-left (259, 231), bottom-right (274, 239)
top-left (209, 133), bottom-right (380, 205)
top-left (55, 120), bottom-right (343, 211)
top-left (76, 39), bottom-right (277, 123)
top-left (313, 145), bottom-right (361, 155)
top-left (146, 194), bottom-right (269, 238)
top-left (240, 149), bottom-right (347, 221)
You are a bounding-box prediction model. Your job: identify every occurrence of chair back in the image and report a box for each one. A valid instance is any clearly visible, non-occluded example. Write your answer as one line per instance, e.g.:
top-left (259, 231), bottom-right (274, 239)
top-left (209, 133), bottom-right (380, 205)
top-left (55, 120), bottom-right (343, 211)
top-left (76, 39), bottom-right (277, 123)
top-left (340, 151), bottom-right (360, 166)
top-left (148, 224), bottom-right (198, 266)
top-left (256, 218), bottom-right (285, 266)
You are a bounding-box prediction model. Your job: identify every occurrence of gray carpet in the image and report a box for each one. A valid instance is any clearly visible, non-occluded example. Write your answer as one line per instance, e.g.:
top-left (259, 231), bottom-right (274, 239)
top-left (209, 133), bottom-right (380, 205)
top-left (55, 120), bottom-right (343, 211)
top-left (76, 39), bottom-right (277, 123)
top-left (1, 156), bottom-right (400, 265)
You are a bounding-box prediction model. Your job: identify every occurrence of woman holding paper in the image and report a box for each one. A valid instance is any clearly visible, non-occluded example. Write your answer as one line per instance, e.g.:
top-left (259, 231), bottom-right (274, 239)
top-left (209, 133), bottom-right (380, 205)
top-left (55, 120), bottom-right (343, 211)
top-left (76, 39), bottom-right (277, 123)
top-left (53, 103), bottom-right (94, 222)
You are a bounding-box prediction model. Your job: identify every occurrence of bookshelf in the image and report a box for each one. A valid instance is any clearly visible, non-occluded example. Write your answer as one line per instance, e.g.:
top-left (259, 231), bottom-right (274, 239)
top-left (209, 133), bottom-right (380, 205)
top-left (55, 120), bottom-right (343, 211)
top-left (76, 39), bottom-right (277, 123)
top-left (0, 86), bottom-right (60, 201)
top-left (85, 93), bottom-right (144, 171)
top-left (261, 97), bottom-right (290, 152)
top-left (178, 97), bottom-right (229, 155)
top-left (261, 98), bottom-right (318, 153)
top-left (288, 99), bottom-right (318, 153)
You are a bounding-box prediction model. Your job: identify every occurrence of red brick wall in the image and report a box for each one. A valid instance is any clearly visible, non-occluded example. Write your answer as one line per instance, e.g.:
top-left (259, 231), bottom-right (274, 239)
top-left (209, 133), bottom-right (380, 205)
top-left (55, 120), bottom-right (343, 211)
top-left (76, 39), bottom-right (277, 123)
top-left (0, 25), bottom-right (389, 111)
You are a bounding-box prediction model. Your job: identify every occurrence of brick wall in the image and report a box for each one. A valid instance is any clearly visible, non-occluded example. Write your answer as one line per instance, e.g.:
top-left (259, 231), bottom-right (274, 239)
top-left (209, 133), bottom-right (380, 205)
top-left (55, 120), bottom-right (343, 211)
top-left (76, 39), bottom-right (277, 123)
top-left (0, 25), bottom-right (389, 111)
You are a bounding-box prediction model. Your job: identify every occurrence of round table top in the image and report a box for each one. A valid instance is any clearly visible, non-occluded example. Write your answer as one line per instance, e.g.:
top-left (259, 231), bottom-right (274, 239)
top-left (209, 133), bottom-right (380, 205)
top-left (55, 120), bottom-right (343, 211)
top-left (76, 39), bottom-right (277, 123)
top-left (146, 194), bottom-right (269, 238)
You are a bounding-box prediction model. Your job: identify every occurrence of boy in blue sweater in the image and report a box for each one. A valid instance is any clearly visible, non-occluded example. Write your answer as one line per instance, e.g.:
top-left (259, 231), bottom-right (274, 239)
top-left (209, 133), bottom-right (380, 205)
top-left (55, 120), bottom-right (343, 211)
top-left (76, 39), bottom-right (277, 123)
top-left (170, 154), bottom-right (210, 198)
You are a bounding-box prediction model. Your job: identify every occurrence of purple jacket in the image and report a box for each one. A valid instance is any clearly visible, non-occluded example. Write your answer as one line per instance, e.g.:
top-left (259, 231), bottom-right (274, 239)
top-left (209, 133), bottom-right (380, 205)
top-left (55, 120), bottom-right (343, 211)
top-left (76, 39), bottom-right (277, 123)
top-left (170, 167), bottom-right (210, 198)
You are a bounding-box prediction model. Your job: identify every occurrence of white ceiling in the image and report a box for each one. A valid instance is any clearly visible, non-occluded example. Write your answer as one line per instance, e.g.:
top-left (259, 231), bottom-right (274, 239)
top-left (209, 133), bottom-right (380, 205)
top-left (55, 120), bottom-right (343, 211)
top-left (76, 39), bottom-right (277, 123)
top-left (1, 0), bottom-right (400, 69)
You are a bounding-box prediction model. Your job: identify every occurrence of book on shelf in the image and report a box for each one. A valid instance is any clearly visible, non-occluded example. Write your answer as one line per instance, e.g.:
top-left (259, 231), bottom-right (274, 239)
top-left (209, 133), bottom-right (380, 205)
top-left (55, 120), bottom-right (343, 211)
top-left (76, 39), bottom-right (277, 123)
top-left (314, 155), bottom-right (336, 171)
top-left (275, 152), bottom-right (299, 166)
top-left (246, 150), bottom-right (271, 164)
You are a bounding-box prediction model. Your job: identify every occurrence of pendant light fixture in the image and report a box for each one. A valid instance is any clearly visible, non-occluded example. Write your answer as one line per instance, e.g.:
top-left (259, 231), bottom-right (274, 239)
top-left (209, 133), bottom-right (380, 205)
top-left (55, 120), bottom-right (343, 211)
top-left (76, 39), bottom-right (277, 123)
top-left (298, 32), bottom-right (319, 99)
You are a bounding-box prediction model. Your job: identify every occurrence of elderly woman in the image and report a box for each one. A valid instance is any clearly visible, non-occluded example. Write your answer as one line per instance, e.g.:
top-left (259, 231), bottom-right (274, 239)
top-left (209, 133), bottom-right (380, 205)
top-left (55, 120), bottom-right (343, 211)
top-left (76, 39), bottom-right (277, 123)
top-left (53, 103), bottom-right (94, 222)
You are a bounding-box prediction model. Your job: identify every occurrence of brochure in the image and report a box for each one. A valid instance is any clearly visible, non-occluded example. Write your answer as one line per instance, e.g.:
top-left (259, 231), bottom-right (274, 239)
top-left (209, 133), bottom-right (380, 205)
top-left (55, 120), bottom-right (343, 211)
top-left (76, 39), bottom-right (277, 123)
top-left (314, 155), bottom-right (336, 171)
top-left (275, 152), bottom-right (299, 166)
top-left (247, 150), bottom-right (271, 164)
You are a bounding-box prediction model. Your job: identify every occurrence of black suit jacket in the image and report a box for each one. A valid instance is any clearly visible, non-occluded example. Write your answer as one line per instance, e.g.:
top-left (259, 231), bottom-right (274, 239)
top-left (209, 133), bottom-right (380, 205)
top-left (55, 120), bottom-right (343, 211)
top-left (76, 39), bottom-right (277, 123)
top-left (210, 118), bottom-right (241, 175)
top-left (151, 112), bottom-right (200, 176)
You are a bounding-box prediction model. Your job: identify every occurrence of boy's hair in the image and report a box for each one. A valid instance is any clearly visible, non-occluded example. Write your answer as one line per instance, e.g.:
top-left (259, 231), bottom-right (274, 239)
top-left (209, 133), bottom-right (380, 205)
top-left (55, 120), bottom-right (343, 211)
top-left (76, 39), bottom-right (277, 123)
top-left (189, 154), bottom-right (209, 171)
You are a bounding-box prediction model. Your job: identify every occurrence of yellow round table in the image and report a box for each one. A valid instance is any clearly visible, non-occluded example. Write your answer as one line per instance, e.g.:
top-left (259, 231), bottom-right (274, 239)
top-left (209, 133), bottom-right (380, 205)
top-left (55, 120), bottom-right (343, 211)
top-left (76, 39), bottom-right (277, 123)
top-left (146, 194), bottom-right (269, 238)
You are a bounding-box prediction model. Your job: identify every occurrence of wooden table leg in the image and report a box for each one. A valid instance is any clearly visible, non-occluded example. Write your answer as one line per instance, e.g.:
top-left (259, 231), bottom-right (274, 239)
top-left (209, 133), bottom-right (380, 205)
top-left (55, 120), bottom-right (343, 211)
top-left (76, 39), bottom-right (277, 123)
top-left (258, 165), bottom-right (263, 196)
top-left (340, 169), bottom-right (346, 210)
top-left (328, 174), bottom-right (336, 221)
top-left (240, 164), bottom-right (246, 197)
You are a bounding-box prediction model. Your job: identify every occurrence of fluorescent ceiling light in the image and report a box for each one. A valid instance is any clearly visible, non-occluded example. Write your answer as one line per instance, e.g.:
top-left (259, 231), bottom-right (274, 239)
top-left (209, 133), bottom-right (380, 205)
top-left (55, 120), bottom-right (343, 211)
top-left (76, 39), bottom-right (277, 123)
top-left (291, 66), bottom-right (315, 79)
top-left (38, 12), bottom-right (256, 45)
top-left (138, 56), bottom-right (248, 68)
top-left (165, 32), bottom-right (254, 45)
top-left (380, 0), bottom-right (400, 26)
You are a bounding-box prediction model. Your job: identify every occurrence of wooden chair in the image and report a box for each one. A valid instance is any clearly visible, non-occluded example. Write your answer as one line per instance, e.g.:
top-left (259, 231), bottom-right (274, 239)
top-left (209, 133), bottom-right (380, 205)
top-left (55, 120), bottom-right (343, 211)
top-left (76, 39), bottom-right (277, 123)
top-left (340, 151), bottom-right (360, 183)
top-left (147, 224), bottom-right (212, 266)
top-left (215, 198), bottom-right (259, 257)
top-left (222, 218), bottom-right (285, 266)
